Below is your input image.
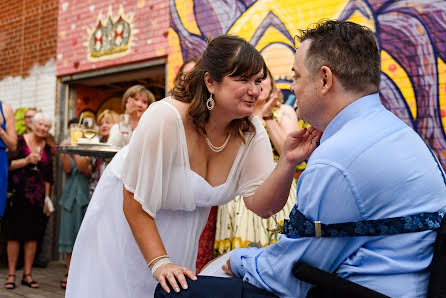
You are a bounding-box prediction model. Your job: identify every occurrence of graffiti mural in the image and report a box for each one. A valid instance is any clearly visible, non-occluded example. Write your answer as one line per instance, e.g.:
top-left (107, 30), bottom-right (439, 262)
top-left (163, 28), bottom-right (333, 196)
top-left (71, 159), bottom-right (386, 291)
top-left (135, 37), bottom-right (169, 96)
top-left (168, 0), bottom-right (446, 169)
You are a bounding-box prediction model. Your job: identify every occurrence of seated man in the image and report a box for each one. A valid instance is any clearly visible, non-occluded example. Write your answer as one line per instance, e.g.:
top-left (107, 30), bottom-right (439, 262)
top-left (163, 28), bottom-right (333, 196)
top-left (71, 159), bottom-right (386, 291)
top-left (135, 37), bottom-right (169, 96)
top-left (222, 20), bottom-right (446, 297)
top-left (155, 20), bottom-right (446, 298)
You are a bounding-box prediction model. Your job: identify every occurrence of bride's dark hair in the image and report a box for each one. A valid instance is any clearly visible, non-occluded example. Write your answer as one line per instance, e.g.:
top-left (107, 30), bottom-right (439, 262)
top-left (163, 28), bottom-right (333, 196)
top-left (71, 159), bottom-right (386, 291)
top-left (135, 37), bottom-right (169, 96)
top-left (171, 35), bottom-right (266, 142)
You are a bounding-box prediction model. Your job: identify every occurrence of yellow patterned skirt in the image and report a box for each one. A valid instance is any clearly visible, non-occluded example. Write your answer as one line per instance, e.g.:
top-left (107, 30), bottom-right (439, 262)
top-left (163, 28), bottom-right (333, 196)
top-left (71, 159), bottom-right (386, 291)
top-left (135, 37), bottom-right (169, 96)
top-left (214, 178), bottom-right (297, 256)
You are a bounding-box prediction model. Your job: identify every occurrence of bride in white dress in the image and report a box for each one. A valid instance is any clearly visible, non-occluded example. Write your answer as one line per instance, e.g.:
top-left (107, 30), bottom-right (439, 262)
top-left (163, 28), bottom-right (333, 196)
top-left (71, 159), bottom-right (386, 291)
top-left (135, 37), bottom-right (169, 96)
top-left (66, 35), bottom-right (321, 297)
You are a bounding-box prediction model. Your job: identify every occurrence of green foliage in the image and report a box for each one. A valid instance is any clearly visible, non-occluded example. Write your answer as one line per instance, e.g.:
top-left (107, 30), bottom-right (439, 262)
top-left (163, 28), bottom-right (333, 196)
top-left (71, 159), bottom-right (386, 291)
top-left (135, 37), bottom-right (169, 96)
top-left (14, 107), bottom-right (28, 135)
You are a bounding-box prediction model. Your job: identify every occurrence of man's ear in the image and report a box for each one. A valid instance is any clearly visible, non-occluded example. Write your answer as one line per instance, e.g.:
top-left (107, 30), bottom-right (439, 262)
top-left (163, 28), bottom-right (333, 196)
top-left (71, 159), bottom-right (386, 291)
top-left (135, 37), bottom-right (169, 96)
top-left (320, 66), bottom-right (333, 94)
top-left (204, 72), bottom-right (216, 94)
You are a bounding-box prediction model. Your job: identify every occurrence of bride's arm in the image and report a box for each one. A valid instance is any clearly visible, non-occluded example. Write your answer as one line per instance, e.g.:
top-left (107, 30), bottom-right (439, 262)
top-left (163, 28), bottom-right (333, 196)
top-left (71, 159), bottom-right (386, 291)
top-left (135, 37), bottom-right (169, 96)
top-left (243, 153), bottom-right (296, 218)
top-left (244, 126), bottom-right (322, 218)
top-left (122, 187), bottom-right (197, 293)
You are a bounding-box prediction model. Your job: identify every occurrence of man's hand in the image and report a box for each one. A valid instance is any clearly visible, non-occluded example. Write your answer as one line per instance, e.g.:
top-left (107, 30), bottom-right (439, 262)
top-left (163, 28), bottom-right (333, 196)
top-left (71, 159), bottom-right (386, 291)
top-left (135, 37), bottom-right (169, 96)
top-left (222, 259), bottom-right (234, 276)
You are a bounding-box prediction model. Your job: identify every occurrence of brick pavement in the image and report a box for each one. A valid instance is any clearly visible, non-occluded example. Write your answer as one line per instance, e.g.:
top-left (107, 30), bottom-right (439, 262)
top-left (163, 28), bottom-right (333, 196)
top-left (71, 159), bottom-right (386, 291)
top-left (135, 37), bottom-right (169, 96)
top-left (0, 262), bottom-right (66, 298)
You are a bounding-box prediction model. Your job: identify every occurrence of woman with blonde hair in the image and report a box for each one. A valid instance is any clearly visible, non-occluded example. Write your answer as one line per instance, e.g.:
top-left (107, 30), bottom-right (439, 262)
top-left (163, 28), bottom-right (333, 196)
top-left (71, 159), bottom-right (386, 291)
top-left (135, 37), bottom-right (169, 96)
top-left (107, 85), bottom-right (155, 147)
top-left (96, 109), bottom-right (119, 143)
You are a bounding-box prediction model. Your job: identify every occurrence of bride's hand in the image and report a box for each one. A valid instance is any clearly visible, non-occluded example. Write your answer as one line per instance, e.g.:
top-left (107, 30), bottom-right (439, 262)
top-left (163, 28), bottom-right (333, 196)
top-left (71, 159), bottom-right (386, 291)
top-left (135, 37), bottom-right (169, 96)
top-left (154, 263), bottom-right (197, 293)
top-left (282, 126), bottom-right (322, 165)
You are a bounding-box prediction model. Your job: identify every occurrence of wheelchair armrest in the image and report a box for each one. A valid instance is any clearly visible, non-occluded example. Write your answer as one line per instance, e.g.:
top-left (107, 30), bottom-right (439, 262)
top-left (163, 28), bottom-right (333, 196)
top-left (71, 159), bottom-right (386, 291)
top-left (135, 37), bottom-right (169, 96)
top-left (292, 262), bottom-right (389, 298)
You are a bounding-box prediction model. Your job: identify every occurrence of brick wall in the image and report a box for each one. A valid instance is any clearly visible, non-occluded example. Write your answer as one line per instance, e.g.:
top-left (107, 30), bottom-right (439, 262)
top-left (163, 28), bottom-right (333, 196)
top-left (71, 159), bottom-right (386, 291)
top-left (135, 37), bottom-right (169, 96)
top-left (56, 0), bottom-right (170, 76)
top-left (0, 0), bottom-right (58, 79)
top-left (0, 0), bottom-right (58, 125)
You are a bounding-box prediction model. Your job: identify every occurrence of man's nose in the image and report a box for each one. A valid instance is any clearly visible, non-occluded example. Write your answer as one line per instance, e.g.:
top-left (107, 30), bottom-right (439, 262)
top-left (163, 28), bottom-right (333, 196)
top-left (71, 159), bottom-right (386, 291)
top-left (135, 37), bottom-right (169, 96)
top-left (290, 82), bottom-right (295, 94)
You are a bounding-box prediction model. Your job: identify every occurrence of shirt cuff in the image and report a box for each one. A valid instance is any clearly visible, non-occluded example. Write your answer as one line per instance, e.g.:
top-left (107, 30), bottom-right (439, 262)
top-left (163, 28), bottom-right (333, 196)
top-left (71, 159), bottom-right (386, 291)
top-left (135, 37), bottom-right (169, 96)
top-left (230, 248), bottom-right (258, 279)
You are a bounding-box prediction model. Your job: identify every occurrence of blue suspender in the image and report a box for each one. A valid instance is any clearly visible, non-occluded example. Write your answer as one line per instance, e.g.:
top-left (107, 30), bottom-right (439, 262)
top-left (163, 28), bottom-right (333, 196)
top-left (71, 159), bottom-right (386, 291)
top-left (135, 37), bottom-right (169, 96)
top-left (283, 210), bottom-right (444, 238)
top-left (283, 138), bottom-right (446, 238)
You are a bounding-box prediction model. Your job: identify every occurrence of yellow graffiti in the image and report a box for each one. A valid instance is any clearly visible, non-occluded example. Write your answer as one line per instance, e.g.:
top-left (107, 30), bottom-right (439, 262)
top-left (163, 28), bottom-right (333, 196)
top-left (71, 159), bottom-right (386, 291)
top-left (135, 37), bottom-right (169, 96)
top-left (167, 28), bottom-right (184, 91)
top-left (228, 0), bottom-right (355, 42)
top-left (381, 50), bottom-right (417, 120)
top-left (261, 43), bottom-right (294, 85)
top-left (256, 26), bottom-right (293, 51)
top-left (175, 0), bottom-right (201, 36)
top-left (438, 58), bottom-right (446, 135)
top-left (168, 0), bottom-right (378, 88)
top-left (225, 0), bottom-right (376, 91)
top-left (344, 0), bottom-right (375, 31)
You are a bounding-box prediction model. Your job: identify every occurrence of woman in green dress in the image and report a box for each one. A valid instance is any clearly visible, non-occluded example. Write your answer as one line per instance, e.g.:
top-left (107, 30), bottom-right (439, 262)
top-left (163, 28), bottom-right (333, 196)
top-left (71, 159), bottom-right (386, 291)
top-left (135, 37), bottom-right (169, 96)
top-left (58, 129), bottom-right (92, 289)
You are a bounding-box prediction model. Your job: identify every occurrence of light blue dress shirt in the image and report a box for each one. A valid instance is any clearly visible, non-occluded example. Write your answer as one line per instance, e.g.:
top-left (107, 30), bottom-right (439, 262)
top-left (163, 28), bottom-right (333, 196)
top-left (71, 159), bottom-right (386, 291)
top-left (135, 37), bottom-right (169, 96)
top-left (230, 93), bottom-right (446, 298)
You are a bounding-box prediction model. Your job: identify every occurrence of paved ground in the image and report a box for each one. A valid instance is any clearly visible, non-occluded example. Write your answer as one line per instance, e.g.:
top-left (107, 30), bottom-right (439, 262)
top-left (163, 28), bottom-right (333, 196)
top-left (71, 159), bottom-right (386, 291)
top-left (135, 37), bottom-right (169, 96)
top-left (0, 262), bottom-right (66, 298)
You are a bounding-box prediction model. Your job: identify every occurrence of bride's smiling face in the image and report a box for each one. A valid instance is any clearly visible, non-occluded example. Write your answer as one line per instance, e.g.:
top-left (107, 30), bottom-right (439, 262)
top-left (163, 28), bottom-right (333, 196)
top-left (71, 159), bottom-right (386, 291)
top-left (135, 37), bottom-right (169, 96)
top-left (206, 71), bottom-right (264, 119)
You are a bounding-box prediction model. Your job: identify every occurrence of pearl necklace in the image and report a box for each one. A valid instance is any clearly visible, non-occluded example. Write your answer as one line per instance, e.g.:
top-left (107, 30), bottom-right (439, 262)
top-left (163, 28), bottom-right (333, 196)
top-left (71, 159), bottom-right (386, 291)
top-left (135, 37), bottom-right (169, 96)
top-left (205, 133), bottom-right (231, 153)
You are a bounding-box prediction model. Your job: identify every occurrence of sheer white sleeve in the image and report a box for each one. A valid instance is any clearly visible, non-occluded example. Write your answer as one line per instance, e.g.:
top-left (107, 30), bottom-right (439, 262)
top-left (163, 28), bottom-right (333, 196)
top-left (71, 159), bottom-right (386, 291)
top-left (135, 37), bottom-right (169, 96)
top-left (120, 101), bottom-right (195, 218)
top-left (236, 116), bottom-right (275, 197)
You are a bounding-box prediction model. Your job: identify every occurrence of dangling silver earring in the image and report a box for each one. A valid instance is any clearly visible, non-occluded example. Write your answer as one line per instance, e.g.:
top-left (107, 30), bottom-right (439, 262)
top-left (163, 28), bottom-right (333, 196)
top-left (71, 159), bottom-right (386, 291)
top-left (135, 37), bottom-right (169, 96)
top-left (206, 94), bottom-right (215, 110)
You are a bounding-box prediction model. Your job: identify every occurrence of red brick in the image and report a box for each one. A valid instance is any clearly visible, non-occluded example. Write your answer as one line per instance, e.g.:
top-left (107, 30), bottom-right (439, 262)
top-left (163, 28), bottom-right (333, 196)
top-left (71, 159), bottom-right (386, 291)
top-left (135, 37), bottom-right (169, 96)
top-left (0, 0), bottom-right (58, 80)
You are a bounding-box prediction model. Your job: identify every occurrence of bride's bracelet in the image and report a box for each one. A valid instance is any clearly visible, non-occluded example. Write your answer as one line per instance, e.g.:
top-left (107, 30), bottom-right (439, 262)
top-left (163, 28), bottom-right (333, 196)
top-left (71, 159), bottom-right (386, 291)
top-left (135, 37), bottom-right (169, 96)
top-left (147, 255), bottom-right (169, 268)
top-left (151, 257), bottom-right (171, 277)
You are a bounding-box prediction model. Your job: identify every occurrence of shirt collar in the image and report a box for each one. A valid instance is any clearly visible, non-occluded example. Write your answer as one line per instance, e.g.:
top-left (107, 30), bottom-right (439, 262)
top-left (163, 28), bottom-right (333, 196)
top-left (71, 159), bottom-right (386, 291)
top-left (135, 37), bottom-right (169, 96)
top-left (320, 93), bottom-right (381, 144)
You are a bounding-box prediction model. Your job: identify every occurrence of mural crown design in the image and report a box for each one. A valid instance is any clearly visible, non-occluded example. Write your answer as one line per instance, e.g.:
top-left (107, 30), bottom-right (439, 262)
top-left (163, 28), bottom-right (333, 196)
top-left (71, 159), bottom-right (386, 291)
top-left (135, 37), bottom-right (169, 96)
top-left (89, 14), bottom-right (131, 58)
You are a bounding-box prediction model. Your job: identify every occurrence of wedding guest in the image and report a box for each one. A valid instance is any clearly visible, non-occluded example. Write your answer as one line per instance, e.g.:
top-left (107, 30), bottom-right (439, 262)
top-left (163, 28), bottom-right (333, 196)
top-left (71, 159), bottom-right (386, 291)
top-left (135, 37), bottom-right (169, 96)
top-left (66, 34), bottom-right (320, 297)
top-left (97, 109), bottom-right (119, 143)
top-left (173, 58), bottom-right (199, 88)
top-left (107, 85), bottom-right (155, 147)
top-left (3, 112), bottom-right (53, 290)
top-left (58, 118), bottom-right (93, 289)
top-left (0, 100), bottom-right (17, 219)
top-left (23, 108), bottom-right (38, 134)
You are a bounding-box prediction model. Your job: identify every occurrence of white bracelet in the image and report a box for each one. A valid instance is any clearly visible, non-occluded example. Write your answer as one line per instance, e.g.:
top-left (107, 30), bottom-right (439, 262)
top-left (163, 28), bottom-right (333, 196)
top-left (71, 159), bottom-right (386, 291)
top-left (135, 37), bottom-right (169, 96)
top-left (147, 255), bottom-right (168, 268)
top-left (151, 258), bottom-right (171, 277)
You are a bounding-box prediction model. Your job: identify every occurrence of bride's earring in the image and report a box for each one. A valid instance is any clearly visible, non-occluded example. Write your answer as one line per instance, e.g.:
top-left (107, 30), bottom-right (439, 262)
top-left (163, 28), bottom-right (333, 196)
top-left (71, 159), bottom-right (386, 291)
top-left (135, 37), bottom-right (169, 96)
top-left (206, 94), bottom-right (215, 110)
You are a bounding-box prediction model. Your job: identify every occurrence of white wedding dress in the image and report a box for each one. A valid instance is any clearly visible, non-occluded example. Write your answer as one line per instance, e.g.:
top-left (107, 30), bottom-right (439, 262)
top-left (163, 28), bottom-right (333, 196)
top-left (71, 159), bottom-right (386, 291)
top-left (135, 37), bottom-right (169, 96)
top-left (66, 100), bottom-right (274, 297)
